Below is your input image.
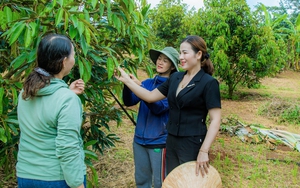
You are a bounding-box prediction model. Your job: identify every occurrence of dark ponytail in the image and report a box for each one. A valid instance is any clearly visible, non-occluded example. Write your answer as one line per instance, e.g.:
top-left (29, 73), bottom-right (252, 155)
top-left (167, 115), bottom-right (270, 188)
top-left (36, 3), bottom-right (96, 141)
top-left (181, 35), bottom-right (214, 76)
top-left (22, 70), bottom-right (51, 100)
top-left (22, 34), bottom-right (72, 100)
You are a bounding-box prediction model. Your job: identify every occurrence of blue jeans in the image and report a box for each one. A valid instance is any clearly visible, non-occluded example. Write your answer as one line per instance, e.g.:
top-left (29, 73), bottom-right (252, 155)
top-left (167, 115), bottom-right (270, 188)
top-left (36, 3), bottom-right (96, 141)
top-left (17, 176), bottom-right (86, 188)
top-left (133, 142), bottom-right (166, 188)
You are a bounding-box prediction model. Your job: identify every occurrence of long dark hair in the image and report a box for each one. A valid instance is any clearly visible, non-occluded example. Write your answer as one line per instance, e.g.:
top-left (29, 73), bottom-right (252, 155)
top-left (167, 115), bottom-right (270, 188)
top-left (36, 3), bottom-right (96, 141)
top-left (22, 34), bottom-right (72, 100)
top-left (181, 35), bottom-right (214, 75)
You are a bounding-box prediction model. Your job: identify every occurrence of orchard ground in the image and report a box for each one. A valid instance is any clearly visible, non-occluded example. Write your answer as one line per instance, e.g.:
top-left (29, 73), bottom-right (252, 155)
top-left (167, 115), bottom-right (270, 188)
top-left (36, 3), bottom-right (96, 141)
top-left (1, 70), bottom-right (299, 188)
top-left (96, 70), bottom-right (300, 188)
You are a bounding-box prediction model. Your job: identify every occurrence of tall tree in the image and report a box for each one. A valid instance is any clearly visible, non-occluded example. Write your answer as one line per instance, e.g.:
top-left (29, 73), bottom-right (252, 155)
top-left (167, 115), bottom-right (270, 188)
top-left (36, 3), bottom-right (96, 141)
top-left (0, 0), bottom-right (152, 185)
top-left (279, 0), bottom-right (300, 23)
top-left (256, 3), bottom-right (300, 70)
top-left (192, 0), bottom-right (286, 98)
top-left (148, 0), bottom-right (188, 47)
top-left (284, 14), bottom-right (300, 70)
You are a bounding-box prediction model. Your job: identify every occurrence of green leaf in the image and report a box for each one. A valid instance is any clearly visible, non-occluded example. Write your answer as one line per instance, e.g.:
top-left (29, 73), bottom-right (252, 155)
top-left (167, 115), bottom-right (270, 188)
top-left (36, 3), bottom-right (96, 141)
top-left (112, 14), bottom-right (121, 33)
top-left (52, 0), bottom-right (57, 7)
top-left (145, 63), bottom-right (154, 78)
top-left (0, 88), bottom-right (4, 114)
top-left (57, 0), bottom-right (63, 6)
top-left (24, 24), bottom-right (32, 48)
top-left (71, 15), bottom-right (78, 27)
top-left (84, 149), bottom-right (98, 160)
top-left (80, 35), bottom-right (88, 56)
top-left (78, 18), bottom-right (98, 34)
top-left (0, 127), bottom-right (7, 143)
top-left (29, 22), bottom-right (37, 37)
top-left (9, 22), bottom-right (25, 45)
top-left (77, 21), bottom-right (85, 36)
top-left (112, 56), bottom-right (120, 68)
top-left (84, 9), bottom-right (90, 21)
top-left (27, 49), bottom-right (37, 63)
top-left (4, 6), bottom-right (12, 23)
top-left (10, 87), bottom-right (18, 105)
top-left (295, 14), bottom-right (300, 31)
top-left (10, 53), bottom-right (27, 70)
top-left (90, 53), bottom-right (103, 63)
top-left (91, 0), bottom-right (97, 9)
top-left (99, 3), bottom-right (105, 18)
top-left (0, 11), bottom-right (7, 30)
top-left (128, 0), bottom-right (134, 14)
top-left (69, 25), bottom-right (77, 39)
top-left (107, 57), bottom-right (114, 79)
top-left (5, 119), bottom-right (19, 125)
top-left (80, 57), bottom-right (91, 82)
top-left (89, 29), bottom-right (98, 44)
top-left (55, 8), bottom-right (64, 26)
top-left (14, 82), bottom-right (23, 89)
top-left (78, 59), bottom-right (84, 79)
top-left (137, 48), bottom-right (143, 62)
top-left (84, 28), bottom-right (91, 44)
top-left (106, 0), bottom-right (111, 16)
top-left (84, 140), bottom-right (98, 148)
top-left (123, 0), bottom-right (128, 8)
top-left (8, 123), bottom-right (19, 135)
top-left (64, 11), bottom-right (69, 31)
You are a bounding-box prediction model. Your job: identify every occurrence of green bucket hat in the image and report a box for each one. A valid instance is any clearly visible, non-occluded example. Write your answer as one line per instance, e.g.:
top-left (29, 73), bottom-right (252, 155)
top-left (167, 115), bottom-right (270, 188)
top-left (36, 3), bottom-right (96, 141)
top-left (149, 47), bottom-right (180, 73)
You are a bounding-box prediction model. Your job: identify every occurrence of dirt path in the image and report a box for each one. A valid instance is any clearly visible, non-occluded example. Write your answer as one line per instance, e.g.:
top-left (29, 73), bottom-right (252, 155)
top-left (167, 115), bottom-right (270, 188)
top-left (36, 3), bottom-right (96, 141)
top-left (223, 70), bottom-right (300, 133)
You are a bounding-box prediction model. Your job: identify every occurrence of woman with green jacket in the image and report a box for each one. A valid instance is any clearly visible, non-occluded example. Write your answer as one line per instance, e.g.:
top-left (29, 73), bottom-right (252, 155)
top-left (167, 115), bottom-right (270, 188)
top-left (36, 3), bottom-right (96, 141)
top-left (17, 33), bottom-right (86, 188)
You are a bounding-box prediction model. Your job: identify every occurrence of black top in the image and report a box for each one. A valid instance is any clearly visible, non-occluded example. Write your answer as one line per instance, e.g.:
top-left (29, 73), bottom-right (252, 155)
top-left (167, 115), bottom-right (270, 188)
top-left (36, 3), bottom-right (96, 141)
top-left (157, 69), bottom-right (221, 136)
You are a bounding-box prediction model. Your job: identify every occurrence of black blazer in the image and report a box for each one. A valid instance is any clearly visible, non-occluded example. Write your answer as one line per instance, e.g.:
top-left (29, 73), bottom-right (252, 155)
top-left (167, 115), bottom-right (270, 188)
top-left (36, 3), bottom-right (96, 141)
top-left (157, 69), bottom-right (221, 136)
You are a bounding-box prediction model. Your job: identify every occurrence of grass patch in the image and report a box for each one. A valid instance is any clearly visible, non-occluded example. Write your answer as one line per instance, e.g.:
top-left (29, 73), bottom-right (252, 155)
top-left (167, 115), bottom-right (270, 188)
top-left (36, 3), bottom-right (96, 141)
top-left (210, 135), bottom-right (300, 187)
top-left (220, 83), bottom-right (273, 100)
top-left (114, 148), bottom-right (133, 162)
top-left (259, 97), bottom-right (300, 125)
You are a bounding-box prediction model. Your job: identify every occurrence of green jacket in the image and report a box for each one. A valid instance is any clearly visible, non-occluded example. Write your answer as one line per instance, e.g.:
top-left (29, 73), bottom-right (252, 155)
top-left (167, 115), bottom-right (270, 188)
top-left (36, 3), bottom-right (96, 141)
top-left (17, 78), bottom-right (86, 188)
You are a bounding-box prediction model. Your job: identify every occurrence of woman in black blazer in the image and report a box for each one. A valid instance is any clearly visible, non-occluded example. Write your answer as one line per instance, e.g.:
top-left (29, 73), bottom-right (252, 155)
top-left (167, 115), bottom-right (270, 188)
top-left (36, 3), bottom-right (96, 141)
top-left (116, 35), bottom-right (221, 177)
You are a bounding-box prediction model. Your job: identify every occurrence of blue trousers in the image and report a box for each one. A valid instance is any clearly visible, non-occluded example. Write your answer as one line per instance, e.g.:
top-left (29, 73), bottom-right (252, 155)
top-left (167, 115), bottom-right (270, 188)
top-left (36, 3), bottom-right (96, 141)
top-left (17, 176), bottom-right (86, 188)
top-left (133, 142), bottom-right (166, 188)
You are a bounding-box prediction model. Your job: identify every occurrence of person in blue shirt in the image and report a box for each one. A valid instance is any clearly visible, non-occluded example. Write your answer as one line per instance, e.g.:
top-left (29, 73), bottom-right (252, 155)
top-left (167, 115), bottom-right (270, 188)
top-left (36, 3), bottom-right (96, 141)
top-left (116, 36), bottom-right (221, 178)
top-left (122, 47), bottom-right (179, 188)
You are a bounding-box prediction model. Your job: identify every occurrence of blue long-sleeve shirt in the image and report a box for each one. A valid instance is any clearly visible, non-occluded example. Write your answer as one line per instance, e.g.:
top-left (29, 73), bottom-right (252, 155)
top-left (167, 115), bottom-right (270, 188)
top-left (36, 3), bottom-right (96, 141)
top-left (122, 75), bottom-right (169, 146)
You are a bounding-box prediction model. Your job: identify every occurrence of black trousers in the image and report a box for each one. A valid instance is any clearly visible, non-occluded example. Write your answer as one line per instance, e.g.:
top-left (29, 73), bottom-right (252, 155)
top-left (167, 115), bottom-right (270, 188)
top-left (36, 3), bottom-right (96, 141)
top-left (166, 133), bottom-right (206, 175)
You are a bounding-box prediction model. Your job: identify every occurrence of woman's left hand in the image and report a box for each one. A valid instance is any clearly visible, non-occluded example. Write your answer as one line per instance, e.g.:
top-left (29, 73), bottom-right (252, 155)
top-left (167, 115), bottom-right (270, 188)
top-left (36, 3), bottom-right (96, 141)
top-left (70, 79), bottom-right (85, 95)
top-left (129, 74), bottom-right (141, 86)
top-left (195, 151), bottom-right (209, 177)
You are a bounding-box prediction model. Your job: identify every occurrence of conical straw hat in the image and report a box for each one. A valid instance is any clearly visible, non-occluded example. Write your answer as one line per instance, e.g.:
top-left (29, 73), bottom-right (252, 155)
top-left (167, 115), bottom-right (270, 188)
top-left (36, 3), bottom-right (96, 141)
top-left (162, 161), bottom-right (222, 188)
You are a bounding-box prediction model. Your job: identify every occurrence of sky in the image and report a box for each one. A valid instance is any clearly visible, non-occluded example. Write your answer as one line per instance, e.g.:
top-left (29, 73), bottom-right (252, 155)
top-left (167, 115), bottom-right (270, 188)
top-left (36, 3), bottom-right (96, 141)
top-left (148, 0), bottom-right (280, 10)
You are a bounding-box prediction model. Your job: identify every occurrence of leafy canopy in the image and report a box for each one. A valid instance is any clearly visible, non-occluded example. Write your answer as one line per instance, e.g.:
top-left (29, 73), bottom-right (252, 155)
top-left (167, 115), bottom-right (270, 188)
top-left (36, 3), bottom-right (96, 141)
top-left (0, 0), bottom-right (153, 185)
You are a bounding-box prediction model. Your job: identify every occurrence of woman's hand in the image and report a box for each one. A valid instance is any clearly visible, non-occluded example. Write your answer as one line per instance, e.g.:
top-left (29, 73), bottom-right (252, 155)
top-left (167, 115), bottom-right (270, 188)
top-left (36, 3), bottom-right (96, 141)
top-left (129, 74), bottom-right (141, 86)
top-left (195, 151), bottom-right (210, 177)
top-left (114, 67), bottom-right (132, 83)
top-left (69, 79), bottom-right (85, 95)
